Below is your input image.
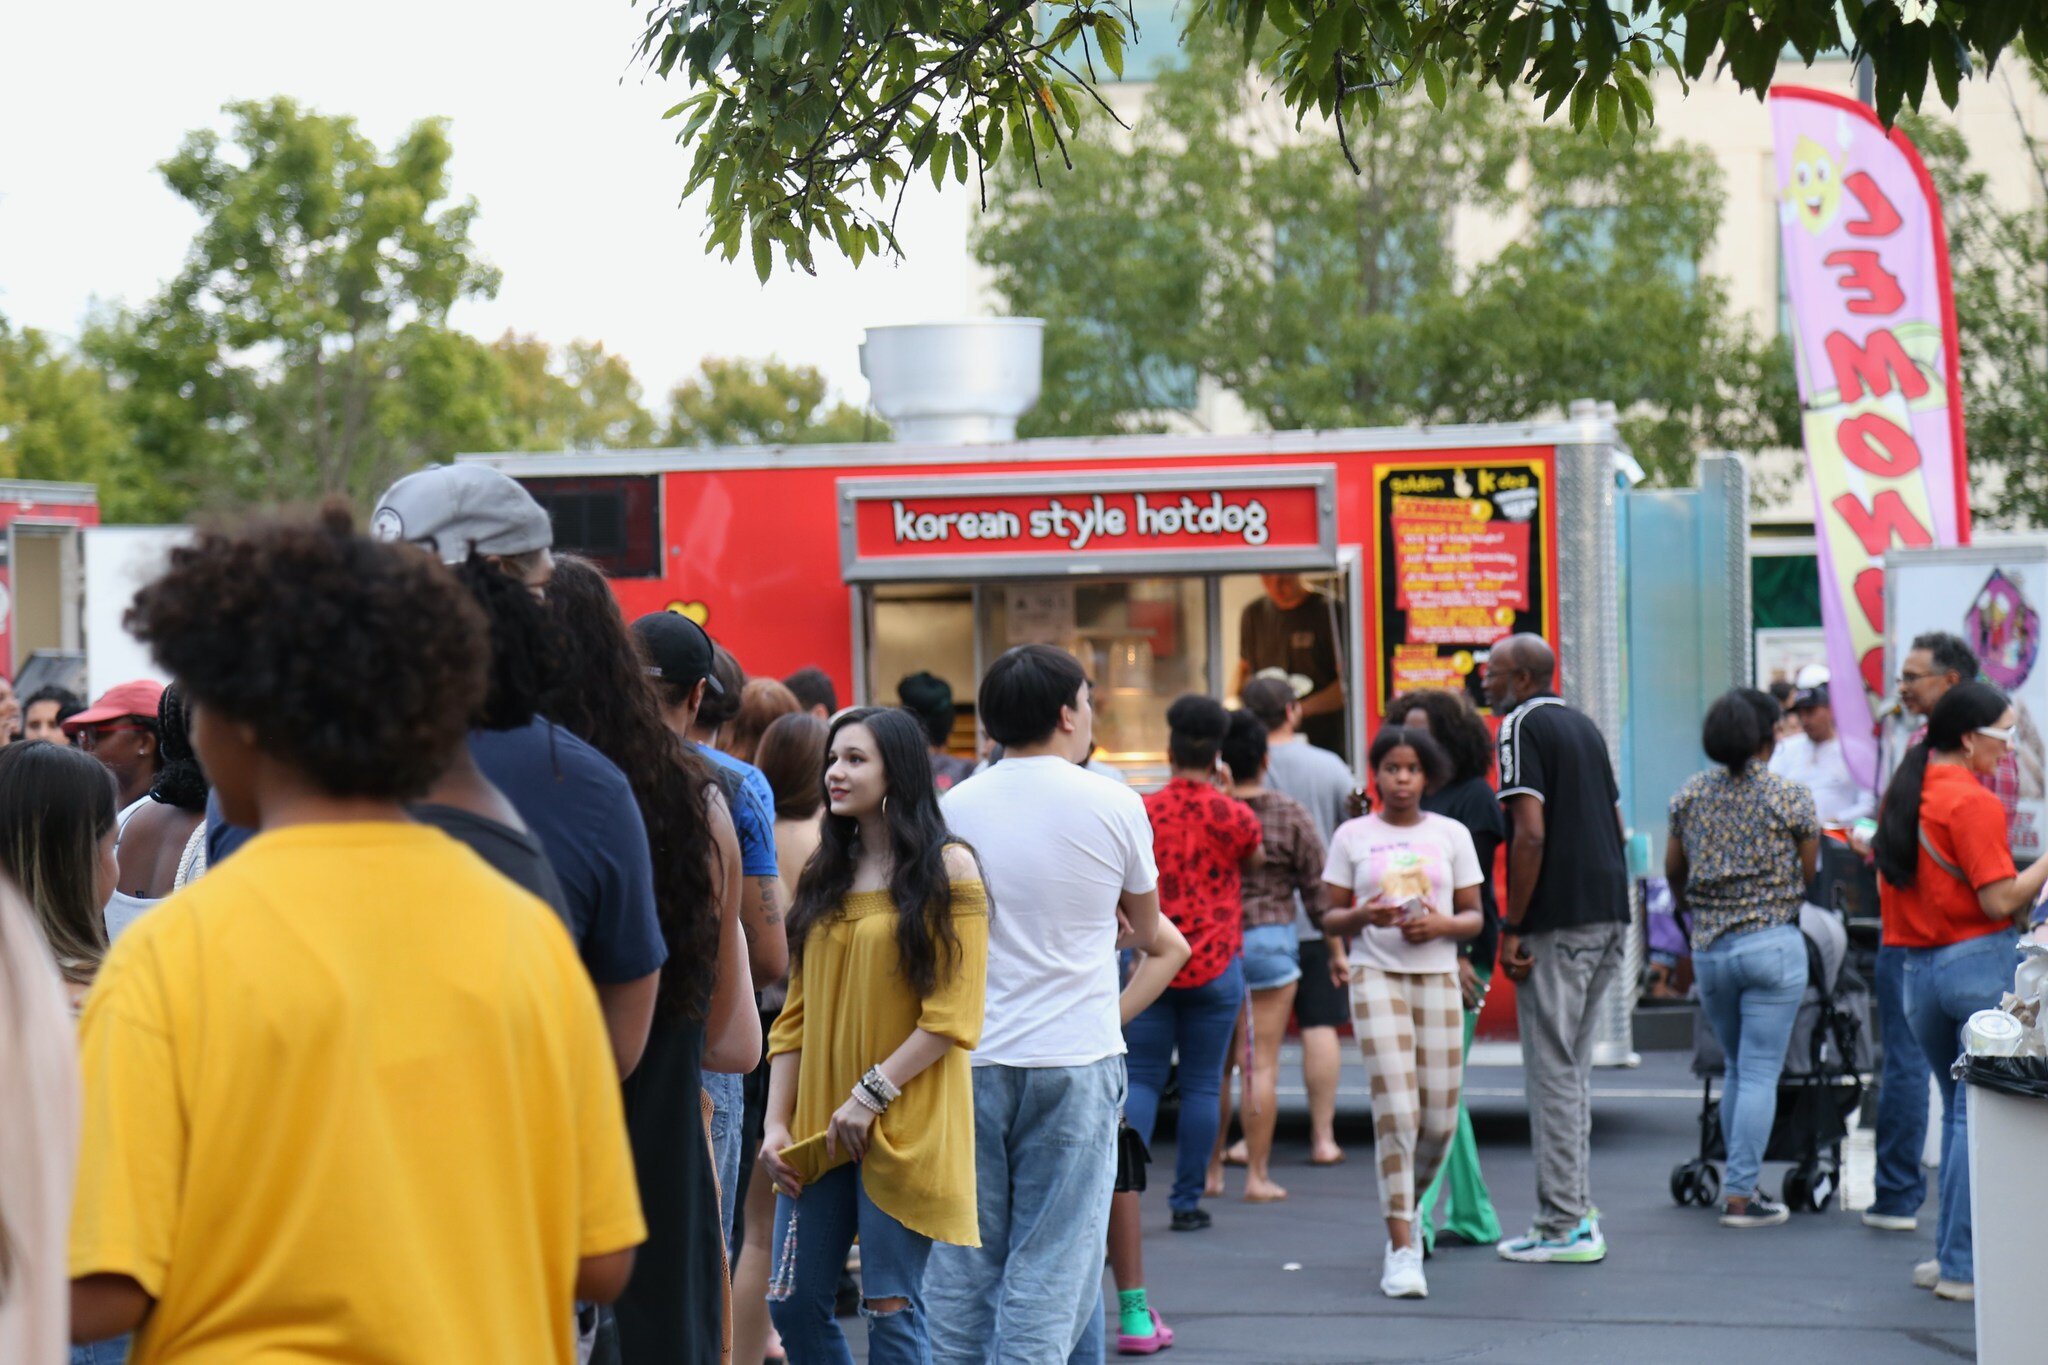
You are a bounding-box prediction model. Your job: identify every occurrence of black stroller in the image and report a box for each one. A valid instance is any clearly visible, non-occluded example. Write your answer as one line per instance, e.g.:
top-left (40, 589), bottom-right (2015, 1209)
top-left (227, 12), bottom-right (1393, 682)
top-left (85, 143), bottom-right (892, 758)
top-left (1668, 909), bottom-right (1874, 1212)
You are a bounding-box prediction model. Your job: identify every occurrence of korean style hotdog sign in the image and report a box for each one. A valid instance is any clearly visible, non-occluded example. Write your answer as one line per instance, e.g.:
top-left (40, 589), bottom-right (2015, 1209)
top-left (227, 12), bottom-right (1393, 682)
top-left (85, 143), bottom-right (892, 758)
top-left (839, 467), bottom-right (1337, 581)
top-left (1372, 459), bottom-right (1550, 714)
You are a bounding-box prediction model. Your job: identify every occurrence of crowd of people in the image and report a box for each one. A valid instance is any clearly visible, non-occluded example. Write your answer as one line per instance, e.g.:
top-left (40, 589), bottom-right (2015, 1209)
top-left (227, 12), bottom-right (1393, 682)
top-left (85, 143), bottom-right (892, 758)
top-left (1668, 632), bottom-right (2040, 1304)
top-left (0, 458), bottom-right (2022, 1364)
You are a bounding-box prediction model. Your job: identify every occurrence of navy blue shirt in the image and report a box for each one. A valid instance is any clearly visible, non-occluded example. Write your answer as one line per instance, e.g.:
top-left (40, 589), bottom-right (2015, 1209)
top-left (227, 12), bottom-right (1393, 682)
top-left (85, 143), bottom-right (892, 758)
top-left (471, 718), bottom-right (667, 984)
top-left (692, 743), bottom-right (779, 879)
top-left (203, 790), bottom-right (256, 865)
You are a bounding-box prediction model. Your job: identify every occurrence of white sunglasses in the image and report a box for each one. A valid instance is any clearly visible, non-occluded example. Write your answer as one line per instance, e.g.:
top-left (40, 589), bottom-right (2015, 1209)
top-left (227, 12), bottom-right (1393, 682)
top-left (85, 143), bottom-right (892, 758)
top-left (1975, 724), bottom-right (2017, 745)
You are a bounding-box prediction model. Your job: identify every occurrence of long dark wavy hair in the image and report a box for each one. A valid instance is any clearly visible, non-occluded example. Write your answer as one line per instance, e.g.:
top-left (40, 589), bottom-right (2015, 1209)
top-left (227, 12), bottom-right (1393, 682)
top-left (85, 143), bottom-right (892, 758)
top-left (541, 555), bottom-right (723, 1018)
top-left (1874, 681), bottom-right (2011, 891)
top-left (787, 706), bottom-right (971, 998)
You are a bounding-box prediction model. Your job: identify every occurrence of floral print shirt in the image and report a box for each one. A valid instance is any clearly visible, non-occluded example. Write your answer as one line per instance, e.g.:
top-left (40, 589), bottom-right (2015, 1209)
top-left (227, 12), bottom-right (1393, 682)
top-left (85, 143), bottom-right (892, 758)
top-left (1143, 778), bottom-right (1264, 989)
top-left (1668, 762), bottom-right (1818, 949)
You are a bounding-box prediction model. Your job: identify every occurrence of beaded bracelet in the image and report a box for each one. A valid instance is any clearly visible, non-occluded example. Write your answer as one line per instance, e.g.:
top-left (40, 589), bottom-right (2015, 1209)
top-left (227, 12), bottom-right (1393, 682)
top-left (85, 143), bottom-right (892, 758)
top-left (850, 1083), bottom-right (886, 1115)
top-left (863, 1065), bottom-right (902, 1104)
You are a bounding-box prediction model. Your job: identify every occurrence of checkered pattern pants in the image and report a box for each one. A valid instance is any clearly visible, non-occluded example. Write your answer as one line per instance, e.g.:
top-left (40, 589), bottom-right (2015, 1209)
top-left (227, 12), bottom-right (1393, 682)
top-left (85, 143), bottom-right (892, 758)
top-left (1351, 965), bottom-right (1465, 1224)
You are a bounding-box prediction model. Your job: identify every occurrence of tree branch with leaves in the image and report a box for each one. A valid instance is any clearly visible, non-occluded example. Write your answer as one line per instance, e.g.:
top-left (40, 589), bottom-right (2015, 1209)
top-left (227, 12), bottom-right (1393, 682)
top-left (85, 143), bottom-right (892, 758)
top-left (642, 0), bottom-right (2048, 275)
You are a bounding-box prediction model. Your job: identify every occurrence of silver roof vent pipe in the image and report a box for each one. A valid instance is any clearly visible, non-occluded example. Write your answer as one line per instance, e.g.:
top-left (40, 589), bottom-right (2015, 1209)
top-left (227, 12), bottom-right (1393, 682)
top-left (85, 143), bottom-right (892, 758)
top-left (859, 319), bottom-right (1044, 444)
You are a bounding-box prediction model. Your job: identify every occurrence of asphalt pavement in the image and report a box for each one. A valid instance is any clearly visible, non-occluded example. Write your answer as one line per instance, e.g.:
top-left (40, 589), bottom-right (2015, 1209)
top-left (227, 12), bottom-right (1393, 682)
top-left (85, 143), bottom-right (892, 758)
top-left (840, 1049), bottom-right (1976, 1363)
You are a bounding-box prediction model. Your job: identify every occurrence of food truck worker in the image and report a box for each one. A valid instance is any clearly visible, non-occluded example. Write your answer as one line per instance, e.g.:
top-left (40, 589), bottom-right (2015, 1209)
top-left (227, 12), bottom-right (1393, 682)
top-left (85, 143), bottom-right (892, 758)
top-left (1236, 575), bottom-right (1347, 757)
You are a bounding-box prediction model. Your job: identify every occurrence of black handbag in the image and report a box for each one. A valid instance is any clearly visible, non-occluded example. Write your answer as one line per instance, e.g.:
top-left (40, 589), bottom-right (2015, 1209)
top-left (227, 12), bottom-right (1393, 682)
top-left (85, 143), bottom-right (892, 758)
top-left (1113, 1121), bottom-right (1150, 1193)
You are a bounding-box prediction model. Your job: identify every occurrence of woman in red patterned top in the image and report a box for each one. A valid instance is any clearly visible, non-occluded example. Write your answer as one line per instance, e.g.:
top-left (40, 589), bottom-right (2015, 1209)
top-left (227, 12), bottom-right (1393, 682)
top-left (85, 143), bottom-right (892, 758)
top-left (1126, 695), bottom-right (1264, 1232)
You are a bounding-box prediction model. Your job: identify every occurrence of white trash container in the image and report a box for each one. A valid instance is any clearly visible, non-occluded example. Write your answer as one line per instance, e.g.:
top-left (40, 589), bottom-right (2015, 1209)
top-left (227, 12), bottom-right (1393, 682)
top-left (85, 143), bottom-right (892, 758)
top-left (1966, 1079), bottom-right (2048, 1355)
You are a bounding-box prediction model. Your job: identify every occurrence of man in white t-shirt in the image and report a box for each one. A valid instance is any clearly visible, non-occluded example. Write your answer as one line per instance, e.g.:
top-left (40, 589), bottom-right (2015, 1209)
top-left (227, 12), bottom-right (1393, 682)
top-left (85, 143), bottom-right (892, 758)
top-left (1767, 680), bottom-right (1875, 828)
top-left (927, 645), bottom-right (1161, 1364)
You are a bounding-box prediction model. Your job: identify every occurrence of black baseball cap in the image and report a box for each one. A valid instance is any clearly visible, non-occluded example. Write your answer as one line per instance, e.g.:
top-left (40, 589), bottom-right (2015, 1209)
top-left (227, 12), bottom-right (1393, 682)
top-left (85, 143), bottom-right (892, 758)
top-left (1793, 682), bottom-right (1830, 710)
top-left (631, 611), bottom-right (725, 695)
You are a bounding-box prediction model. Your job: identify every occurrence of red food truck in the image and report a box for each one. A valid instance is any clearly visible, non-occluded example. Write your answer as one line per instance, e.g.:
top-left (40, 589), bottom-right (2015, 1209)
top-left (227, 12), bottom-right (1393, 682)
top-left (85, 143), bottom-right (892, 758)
top-left (463, 429), bottom-right (1610, 765)
top-left (464, 394), bottom-right (1641, 1057)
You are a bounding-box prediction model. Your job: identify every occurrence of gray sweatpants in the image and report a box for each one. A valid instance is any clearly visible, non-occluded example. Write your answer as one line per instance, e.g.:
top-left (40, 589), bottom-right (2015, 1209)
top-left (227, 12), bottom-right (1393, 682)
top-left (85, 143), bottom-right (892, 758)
top-left (1515, 920), bottom-right (1627, 1239)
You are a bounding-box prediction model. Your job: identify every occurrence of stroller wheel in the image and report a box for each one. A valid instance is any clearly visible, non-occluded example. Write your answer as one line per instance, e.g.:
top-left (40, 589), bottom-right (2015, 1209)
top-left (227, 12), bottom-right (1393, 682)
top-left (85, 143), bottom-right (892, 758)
top-left (1782, 1161), bottom-right (1841, 1212)
top-left (1806, 1163), bottom-right (1838, 1212)
top-left (1670, 1163), bottom-right (1697, 1206)
top-left (1781, 1165), bottom-right (1809, 1211)
top-left (1694, 1164), bottom-right (1721, 1208)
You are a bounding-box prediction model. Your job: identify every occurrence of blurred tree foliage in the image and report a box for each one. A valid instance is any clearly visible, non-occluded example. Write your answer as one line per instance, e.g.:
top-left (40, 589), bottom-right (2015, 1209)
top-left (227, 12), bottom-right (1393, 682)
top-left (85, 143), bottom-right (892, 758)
top-left (975, 31), bottom-right (1798, 484)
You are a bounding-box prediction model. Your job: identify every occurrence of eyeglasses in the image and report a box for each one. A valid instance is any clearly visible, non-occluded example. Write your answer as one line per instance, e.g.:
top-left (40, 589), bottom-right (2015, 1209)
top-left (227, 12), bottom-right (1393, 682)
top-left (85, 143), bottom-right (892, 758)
top-left (74, 724), bottom-right (150, 751)
top-left (1898, 669), bottom-right (1936, 684)
top-left (1976, 724), bottom-right (2018, 745)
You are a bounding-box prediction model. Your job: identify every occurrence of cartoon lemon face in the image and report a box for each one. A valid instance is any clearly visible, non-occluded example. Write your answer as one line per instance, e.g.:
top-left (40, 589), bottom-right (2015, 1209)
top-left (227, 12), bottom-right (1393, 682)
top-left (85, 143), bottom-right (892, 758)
top-left (1787, 136), bottom-right (1842, 235)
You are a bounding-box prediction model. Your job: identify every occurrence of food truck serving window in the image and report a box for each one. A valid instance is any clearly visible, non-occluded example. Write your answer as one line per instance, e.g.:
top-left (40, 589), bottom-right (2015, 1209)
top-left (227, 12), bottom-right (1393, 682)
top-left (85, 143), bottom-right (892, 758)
top-left (519, 476), bottom-right (660, 578)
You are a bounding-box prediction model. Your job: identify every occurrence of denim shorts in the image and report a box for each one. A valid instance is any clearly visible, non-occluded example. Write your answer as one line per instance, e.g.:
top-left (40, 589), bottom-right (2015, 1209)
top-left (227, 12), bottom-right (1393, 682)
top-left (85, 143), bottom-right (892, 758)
top-left (1243, 922), bottom-right (1303, 990)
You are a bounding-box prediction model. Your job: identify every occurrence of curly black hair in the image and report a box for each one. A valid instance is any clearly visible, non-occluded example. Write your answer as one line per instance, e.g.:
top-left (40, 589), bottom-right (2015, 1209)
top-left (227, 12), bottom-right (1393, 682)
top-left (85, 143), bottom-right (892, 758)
top-left (1385, 688), bottom-right (1494, 787)
top-left (125, 504), bottom-right (488, 801)
top-left (541, 555), bottom-right (723, 1020)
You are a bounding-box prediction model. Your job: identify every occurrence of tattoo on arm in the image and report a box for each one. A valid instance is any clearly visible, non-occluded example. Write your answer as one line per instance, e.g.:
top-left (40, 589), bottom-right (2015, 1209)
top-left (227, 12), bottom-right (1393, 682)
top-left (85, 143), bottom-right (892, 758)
top-left (759, 877), bottom-right (785, 926)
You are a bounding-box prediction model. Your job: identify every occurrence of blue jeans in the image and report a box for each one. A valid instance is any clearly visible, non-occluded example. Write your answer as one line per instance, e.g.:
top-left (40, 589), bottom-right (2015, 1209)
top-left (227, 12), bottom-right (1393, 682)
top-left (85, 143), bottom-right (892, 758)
top-left (1069, 1287), bottom-right (1107, 1364)
top-left (770, 1162), bottom-right (934, 1365)
top-left (706, 1069), bottom-right (744, 1248)
top-left (1694, 922), bottom-right (1807, 1199)
top-left (1872, 943), bottom-right (1931, 1218)
top-left (71, 1341), bottom-right (129, 1365)
top-left (1903, 929), bottom-right (2019, 1283)
top-left (926, 1056), bottom-right (1125, 1365)
top-left (1124, 958), bottom-right (1247, 1214)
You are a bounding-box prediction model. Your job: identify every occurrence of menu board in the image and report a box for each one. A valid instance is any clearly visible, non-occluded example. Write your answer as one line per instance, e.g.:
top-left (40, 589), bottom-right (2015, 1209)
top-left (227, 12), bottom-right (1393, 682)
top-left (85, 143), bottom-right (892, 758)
top-left (1373, 459), bottom-right (1550, 715)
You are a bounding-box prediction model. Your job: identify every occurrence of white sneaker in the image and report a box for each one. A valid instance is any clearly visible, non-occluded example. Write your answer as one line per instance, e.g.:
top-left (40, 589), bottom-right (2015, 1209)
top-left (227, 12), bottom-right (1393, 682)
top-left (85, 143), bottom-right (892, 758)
top-left (1380, 1242), bottom-right (1428, 1299)
top-left (1863, 1210), bottom-right (1919, 1231)
top-left (1934, 1279), bottom-right (1975, 1302)
top-left (1912, 1258), bottom-right (1940, 1290)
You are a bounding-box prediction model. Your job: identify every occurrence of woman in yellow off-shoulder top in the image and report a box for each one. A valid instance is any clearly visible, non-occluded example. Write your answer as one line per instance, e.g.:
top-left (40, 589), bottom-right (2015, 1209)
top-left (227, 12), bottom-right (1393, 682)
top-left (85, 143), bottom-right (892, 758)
top-left (758, 706), bottom-right (989, 1365)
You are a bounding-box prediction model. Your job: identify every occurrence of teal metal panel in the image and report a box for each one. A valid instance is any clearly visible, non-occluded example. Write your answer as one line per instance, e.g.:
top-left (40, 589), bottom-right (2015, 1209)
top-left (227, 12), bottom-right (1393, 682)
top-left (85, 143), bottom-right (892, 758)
top-left (1622, 455), bottom-right (1750, 856)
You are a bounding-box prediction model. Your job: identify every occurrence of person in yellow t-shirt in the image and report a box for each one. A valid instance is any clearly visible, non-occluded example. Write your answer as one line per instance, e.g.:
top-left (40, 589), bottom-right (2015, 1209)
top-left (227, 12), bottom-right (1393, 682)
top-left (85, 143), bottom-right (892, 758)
top-left (757, 707), bottom-right (989, 1364)
top-left (68, 506), bottom-right (647, 1365)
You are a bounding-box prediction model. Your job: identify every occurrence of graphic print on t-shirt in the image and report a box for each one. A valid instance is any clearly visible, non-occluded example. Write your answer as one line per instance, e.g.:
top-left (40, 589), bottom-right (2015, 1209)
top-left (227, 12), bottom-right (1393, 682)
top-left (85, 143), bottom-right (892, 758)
top-left (1362, 839), bottom-right (1447, 914)
top-left (1324, 812), bottom-right (1480, 974)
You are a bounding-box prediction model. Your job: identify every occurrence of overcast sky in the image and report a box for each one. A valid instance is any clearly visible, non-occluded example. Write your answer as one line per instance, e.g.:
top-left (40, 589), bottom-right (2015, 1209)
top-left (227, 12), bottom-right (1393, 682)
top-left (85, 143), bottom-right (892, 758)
top-left (0, 1), bottom-right (978, 413)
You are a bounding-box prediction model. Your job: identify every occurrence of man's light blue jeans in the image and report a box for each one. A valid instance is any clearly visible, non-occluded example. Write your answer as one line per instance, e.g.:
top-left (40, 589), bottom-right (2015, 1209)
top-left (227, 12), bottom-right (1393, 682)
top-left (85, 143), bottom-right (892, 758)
top-left (1694, 921), bottom-right (1806, 1201)
top-left (1903, 928), bottom-right (2018, 1284)
top-left (926, 1055), bottom-right (1125, 1365)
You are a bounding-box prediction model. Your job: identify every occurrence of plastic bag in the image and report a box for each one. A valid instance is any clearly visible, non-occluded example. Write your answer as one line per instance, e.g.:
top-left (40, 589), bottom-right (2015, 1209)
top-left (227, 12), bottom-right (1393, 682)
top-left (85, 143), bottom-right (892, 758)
top-left (1957, 1055), bottom-right (2048, 1101)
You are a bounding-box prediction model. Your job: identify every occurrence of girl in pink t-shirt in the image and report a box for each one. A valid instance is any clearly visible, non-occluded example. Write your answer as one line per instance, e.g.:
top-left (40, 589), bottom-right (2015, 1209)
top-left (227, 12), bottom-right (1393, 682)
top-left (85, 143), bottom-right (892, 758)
top-left (1321, 726), bottom-right (1481, 1301)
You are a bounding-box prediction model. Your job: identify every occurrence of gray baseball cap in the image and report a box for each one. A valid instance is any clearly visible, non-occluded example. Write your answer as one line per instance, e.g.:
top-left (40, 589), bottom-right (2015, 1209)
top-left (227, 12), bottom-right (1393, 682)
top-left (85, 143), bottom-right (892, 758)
top-left (371, 464), bottom-right (553, 565)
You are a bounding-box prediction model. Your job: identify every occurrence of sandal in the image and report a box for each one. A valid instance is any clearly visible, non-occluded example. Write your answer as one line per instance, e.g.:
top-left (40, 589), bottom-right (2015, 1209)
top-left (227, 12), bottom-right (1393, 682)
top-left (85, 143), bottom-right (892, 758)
top-left (1116, 1309), bottom-right (1175, 1355)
